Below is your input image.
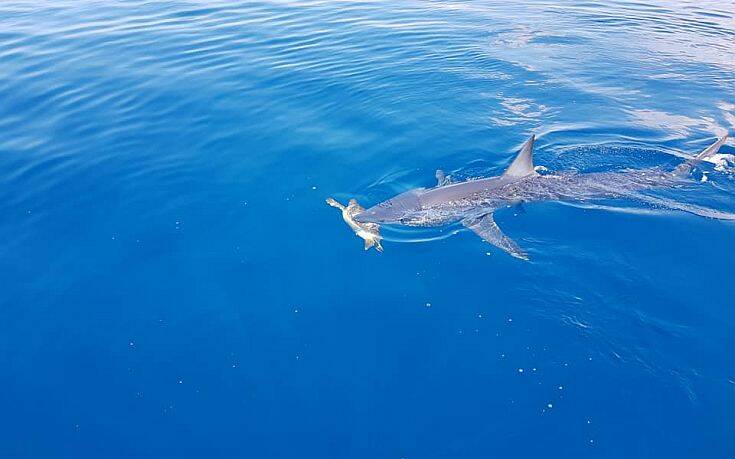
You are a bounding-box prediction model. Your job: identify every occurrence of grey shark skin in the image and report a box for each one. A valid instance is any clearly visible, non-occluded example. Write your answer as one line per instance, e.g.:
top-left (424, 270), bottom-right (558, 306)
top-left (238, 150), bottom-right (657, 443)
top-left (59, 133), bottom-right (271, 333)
top-left (352, 134), bottom-right (732, 259)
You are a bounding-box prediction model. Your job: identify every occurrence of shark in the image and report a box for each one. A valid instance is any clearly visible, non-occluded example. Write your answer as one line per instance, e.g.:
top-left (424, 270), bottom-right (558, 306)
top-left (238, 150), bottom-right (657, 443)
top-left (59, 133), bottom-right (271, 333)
top-left (327, 134), bottom-right (732, 259)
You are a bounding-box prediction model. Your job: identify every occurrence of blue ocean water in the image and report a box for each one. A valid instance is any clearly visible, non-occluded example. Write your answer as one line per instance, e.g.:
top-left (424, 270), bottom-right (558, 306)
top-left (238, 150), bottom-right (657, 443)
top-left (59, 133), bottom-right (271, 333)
top-left (2, 0), bottom-right (735, 457)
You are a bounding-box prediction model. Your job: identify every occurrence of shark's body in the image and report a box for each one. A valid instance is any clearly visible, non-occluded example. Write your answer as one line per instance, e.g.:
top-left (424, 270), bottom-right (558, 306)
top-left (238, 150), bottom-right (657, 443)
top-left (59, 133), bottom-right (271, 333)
top-left (330, 134), bottom-right (731, 259)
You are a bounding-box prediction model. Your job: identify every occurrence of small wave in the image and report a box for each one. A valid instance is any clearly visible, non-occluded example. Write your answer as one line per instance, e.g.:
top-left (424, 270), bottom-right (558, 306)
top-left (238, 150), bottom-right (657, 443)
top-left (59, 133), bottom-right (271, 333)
top-left (557, 201), bottom-right (684, 217)
top-left (379, 223), bottom-right (463, 243)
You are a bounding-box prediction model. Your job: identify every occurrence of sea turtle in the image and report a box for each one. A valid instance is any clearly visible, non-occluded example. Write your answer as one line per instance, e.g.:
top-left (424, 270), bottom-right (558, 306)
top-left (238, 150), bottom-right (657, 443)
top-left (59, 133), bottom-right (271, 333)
top-left (326, 197), bottom-right (383, 252)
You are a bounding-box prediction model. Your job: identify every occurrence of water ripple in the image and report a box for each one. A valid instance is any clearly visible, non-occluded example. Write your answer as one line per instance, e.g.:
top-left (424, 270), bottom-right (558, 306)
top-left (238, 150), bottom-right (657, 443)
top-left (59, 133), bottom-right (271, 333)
top-left (1, 2), bottom-right (735, 454)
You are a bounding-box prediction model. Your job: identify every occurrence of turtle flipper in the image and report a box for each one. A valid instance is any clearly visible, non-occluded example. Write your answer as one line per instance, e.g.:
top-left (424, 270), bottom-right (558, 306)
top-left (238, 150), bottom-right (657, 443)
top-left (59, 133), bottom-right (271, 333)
top-left (326, 197), bottom-right (346, 210)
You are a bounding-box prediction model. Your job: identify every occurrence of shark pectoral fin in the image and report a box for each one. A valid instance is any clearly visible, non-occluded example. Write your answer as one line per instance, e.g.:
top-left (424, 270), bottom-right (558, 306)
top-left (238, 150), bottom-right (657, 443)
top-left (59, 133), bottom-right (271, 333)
top-left (463, 214), bottom-right (528, 260)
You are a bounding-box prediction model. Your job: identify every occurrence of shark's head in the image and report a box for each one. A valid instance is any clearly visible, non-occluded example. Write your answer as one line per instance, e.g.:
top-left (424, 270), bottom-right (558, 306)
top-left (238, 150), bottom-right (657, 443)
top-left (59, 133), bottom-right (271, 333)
top-left (355, 189), bottom-right (423, 224)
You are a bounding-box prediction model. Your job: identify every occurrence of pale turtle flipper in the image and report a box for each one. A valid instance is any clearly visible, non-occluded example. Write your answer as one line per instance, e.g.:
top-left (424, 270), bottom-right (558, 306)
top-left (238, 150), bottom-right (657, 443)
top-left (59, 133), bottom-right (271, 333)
top-left (326, 197), bottom-right (346, 210)
top-left (346, 198), bottom-right (365, 214)
top-left (364, 237), bottom-right (383, 252)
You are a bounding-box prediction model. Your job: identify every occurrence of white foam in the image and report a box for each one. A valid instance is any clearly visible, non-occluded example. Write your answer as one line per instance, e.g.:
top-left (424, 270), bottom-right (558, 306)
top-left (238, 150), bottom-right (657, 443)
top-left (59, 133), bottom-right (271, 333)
top-left (704, 153), bottom-right (735, 172)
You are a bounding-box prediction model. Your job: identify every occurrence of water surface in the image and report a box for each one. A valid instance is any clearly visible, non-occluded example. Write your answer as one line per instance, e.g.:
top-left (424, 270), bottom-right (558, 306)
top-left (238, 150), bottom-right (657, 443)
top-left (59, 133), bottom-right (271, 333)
top-left (1, 1), bottom-right (734, 457)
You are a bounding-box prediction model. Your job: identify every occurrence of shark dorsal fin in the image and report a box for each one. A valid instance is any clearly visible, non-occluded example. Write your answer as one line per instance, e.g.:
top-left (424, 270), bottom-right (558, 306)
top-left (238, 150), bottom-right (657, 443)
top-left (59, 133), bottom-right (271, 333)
top-left (503, 135), bottom-right (536, 178)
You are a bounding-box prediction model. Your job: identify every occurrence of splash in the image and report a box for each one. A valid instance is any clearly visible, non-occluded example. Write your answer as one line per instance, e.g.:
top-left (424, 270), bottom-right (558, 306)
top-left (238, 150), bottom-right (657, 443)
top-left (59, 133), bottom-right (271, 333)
top-left (704, 153), bottom-right (735, 173)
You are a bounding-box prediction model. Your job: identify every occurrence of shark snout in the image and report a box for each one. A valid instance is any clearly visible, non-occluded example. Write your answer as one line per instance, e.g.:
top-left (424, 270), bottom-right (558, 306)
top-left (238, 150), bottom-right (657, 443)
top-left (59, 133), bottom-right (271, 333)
top-left (354, 190), bottom-right (423, 224)
top-left (354, 206), bottom-right (398, 224)
top-left (353, 208), bottom-right (381, 223)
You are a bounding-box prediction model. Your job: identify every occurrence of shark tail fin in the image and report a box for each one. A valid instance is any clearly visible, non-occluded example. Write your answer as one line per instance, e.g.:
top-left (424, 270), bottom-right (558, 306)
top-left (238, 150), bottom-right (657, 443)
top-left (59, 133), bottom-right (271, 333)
top-left (674, 134), bottom-right (729, 176)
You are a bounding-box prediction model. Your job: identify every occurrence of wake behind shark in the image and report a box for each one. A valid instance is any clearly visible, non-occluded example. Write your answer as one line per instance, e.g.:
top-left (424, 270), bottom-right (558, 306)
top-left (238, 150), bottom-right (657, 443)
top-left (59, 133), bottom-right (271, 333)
top-left (327, 134), bottom-right (732, 259)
